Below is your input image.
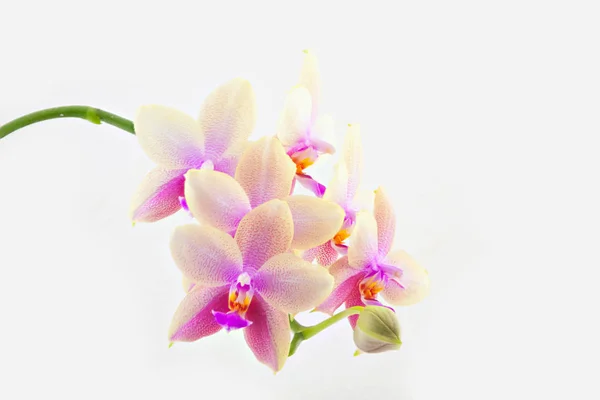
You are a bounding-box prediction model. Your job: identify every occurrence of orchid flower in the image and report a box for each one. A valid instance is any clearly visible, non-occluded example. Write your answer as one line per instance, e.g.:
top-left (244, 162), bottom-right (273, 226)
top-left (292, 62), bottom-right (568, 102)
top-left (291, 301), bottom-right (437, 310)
top-left (303, 124), bottom-right (371, 266)
top-left (129, 78), bottom-right (256, 223)
top-left (183, 136), bottom-right (345, 249)
top-left (316, 187), bottom-right (430, 326)
top-left (168, 199), bottom-right (334, 372)
top-left (277, 50), bottom-right (335, 196)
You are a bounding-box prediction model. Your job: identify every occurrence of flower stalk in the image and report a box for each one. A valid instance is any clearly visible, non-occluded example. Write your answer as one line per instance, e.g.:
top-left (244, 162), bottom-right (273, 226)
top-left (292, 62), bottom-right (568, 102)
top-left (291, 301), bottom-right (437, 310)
top-left (0, 106), bottom-right (135, 139)
top-left (288, 306), bottom-right (363, 356)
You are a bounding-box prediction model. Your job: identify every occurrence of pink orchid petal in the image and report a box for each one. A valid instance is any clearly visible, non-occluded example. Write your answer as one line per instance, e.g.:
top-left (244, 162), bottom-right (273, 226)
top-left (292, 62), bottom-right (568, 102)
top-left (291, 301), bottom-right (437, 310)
top-left (168, 285), bottom-right (230, 342)
top-left (129, 166), bottom-right (187, 223)
top-left (170, 224), bottom-right (243, 286)
top-left (184, 169), bottom-right (251, 233)
top-left (342, 124), bottom-right (364, 201)
top-left (315, 241), bottom-right (340, 266)
top-left (348, 212), bottom-right (379, 269)
top-left (345, 285), bottom-right (365, 329)
top-left (382, 250), bottom-right (430, 306)
top-left (235, 137), bottom-right (296, 208)
top-left (213, 151), bottom-right (242, 177)
top-left (374, 186), bottom-right (396, 257)
top-left (253, 253), bottom-right (333, 314)
top-left (235, 199), bottom-right (294, 271)
top-left (276, 87), bottom-right (312, 148)
top-left (135, 105), bottom-right (204, 169)
top-left (298, 50), bottom-right (321, 125)
top-left (243, 295), bottom-right (291, 372)
top-left (285, 195), bottom-right (344, 250)
top-left (295, 173), bottom-right (326, 197)
top-left (315, 257), bottom-right (365, 315)
top-left (199, 78), bottom-right (256, 159)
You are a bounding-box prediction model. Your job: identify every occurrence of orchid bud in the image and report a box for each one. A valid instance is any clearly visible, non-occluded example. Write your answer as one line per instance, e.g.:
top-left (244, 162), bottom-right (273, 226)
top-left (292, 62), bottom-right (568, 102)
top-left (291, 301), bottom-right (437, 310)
top-left (353, 306), bottom-right (402, 354)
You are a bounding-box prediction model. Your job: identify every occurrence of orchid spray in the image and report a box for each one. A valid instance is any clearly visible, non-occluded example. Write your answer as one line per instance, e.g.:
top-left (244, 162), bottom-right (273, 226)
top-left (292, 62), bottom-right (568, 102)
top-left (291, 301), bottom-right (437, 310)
top-left (0, 51), bottom-right (430, 372)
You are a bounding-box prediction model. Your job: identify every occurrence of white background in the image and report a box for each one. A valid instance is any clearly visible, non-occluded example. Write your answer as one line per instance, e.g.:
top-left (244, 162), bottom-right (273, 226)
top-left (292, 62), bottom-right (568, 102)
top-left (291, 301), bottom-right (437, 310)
top-left (0, 1), bottom-right (598, 399)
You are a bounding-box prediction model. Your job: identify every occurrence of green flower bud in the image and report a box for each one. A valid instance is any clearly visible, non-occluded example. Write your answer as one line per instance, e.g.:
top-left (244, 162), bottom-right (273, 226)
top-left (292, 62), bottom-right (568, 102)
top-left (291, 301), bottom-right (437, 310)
top-left (353, 306), bottom-right (402, 353)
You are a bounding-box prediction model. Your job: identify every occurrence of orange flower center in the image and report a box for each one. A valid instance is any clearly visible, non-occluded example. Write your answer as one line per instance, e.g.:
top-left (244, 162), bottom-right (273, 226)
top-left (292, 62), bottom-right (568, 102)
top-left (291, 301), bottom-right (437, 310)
top-left (359, 272), bottom-right (386, 301)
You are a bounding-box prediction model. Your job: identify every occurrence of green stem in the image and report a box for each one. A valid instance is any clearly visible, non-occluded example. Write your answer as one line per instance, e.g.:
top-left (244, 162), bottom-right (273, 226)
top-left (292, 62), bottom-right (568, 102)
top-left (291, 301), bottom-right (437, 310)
top-left (300, 307), bottom-right (363, 339)
top-left (0, 106), bottom-right (135, 139)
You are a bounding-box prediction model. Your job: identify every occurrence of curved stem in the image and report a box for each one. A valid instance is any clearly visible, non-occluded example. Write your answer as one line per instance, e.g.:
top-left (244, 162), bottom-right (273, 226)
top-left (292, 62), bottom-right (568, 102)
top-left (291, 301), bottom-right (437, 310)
top-left (300, 307), bottom-right (363, 339)
top-left (0, 106), bottom-right (135, 139)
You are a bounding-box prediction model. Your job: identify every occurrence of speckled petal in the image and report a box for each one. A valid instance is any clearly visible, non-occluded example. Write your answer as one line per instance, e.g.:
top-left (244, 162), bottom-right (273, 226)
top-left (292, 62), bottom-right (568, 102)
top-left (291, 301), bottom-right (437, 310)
top-left (182, 276), bottom-right (196, 293)
top-left (170, 224), bottom-right (243, 286)
top-left (298, 49), bottom-right (321, 124)
top-left (315, 242), bottom-right (340, 266)
top-left (312, 115), bottom-right (335, 151)
top-left (374, 186), bottom-right (396, 257)
top-left (348, 212), bottom-right (379, 269)
top-left (184, 169), bottom-right (251, 233)
top-left (243, 295), bottom-right (290, 372)
top-left (315, 257), bottom-right (364, 315)
top-left (343, 124), bottom-right (364, 200)
top-left (285, 195), bottom-right (345, 250)
top-left (345, 285), bottom-right (365, 328)
top-left (381, 250), bottom-right (430, 306)
top-left (135, 105), bottom-right (204, 169)
top-left (130, 166), bottom-right (187, 223)
top-left (235, 137), bottom-right (296, 208)
top-left (199, 78), bottom-right (256, 159)
top-left (168, 285), bottom-right (229, 342)
top-left (253, 253), bottom-right (333, 314)
top-left (276, 87), bottom-right (312, 147)
top-left (235, 199), bottom-right (294, 271)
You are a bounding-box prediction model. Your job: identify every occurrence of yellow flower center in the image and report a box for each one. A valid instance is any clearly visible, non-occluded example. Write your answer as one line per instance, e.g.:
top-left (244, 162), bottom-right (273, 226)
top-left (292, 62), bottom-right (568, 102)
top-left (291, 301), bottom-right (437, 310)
top-left (359, 273), bottom-right (386, 301)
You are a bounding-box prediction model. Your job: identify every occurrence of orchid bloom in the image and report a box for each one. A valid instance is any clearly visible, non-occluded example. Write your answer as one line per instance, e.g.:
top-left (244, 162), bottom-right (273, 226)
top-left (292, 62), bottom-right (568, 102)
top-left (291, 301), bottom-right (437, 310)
top-left (129, 78), bottom-right (256, 223)
top-left (303, 124), bottom-right (370, 266)
top-left (168, 199), bottom-right (334, 372)
top-left (180, 136), bottom-right (344, 292)
top-left (316, 187), bottom-right (430, 326)
top-left (277, 50), bottom-right (335, 196)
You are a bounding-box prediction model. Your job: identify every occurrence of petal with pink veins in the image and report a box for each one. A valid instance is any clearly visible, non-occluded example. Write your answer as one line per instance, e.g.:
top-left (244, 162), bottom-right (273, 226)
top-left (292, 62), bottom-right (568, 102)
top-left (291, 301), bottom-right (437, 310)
top-left (235, 199), bottom-right (294, 271)
top-left (243, 295), bottom-right (291, 372)
top-left (170, 224), bottom-right (243, 286)
top-left (129, 166), bottom-right (187, 223)
top-left (134, 105), bottom-right (204, 169)
top-left (315, 242), bottom-right (340, 266)
top-left (348, 212), bottom-right (379, 269)
top-left (184, 169), bottom-right (251, 233)
top-left (235, 137), bottom-right (296, 208)
top-left (168, 285), bottom-right (230, 342)
top-left (374, 186), bottom-right (396, 257)
top-left (345, 285), bottom-right (365, 329)
top-left (284, 195), bottom-right (345, 250)
top-left (295, 173), bottom-right (326, 197)
top-left (198, 78), bottom-right (256, 159)
top-left (315, 257), bottom-right (365, 315)
top-left (381, 250), bottom-right (430, 306)
top-left (253, 253), bottom-right (334, 314)
top-left (277, 87), bottom-right (312, 148)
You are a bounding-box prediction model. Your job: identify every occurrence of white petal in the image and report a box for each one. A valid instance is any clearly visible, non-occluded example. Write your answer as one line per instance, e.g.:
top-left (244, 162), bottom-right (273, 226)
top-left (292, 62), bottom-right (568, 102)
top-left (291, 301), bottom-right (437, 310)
top-left (135, 105), bottom-right (204, 169)
top-left (382, 250), bottom-right (430, 306)
top-left (235, 137), bottom-right (296, 208)
top-left (253, 253), bottom-right (334, 314)
top-left (343, 124), bottom-right (364, 200)
top-left (199, 78), bottom-right (256, 158)
top-left (348, 212), bottom-right (379, 269)
top-left (298, 49), bottom-right (321, 123)
top-left (285, 195), bottom-right (345, 250)
top-left (184, 169), bottom-right (251, 233)
top-left (323, 161), bottom-right (349, 208)
top-left (374, 186), bottom-right (396, 257)
top-left (170, 224), bottom-right (243, 286)
top-left (276, 87), bottom-right (312, 147)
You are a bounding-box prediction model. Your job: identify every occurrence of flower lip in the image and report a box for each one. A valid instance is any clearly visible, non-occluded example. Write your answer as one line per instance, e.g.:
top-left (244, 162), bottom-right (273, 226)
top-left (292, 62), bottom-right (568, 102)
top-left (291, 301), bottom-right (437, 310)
top-left (213, 272), bottom-right (255, 331)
